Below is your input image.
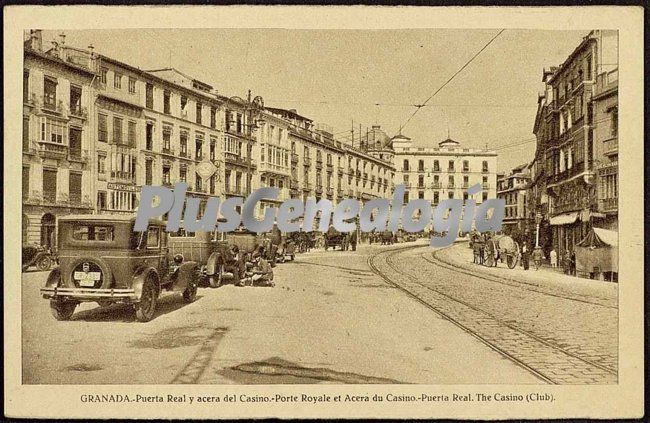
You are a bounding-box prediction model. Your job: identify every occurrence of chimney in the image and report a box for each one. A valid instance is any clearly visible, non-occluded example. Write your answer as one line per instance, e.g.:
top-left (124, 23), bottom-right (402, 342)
top-left (88, 44), bottom-right (94, 57)
top-left (59, 32), bottom-right (66, 46)
top-left (372, 125), bottom-right (381, 130)
top-left (29, 29), bottom-right (43, 51)
top-left (289, 109), bottom-right (297, 114)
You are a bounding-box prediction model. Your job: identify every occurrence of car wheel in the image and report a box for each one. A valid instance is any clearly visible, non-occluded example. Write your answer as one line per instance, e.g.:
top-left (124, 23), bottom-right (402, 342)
top-left (50, 300), bottom-right (76, 321)
top-left (37, 256), bottom-right (52, 271)
top-left (209, 265), bottom-right (223, 288)
top-left (135, 277), bottom-right (157, 322)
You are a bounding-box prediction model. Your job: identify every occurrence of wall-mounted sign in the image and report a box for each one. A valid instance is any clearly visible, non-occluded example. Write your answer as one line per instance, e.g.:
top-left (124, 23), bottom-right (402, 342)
top-left (107, 182), bottom-right (139, 192)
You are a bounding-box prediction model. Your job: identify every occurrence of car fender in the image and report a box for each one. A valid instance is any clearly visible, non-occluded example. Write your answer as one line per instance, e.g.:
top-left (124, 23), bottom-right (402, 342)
top-left (171, 261), bottom-right (199, 292)
top-left (44, 267), bottom-right (62, 288)
top-left (132, 267), bottom-right (160, 300)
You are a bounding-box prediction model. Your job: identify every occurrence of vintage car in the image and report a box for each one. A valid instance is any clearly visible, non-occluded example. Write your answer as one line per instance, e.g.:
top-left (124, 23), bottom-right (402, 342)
top-left (40, 215), bottom-right (199, 322)
top-left (22, 243), bottom-right (56, 272)
top-left (168, 226), bottom-right (259, 288)
top-left (324, 226), bottom-right (345, 250)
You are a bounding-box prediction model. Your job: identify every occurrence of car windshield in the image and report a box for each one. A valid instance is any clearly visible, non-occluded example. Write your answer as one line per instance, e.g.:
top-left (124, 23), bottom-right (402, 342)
top-left (72, 224), bottom-right (114, 241)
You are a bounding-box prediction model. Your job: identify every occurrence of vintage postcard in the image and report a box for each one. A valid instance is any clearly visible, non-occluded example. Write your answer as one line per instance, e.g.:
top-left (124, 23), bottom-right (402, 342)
top-left (3, 5), bottom-right (644, 420)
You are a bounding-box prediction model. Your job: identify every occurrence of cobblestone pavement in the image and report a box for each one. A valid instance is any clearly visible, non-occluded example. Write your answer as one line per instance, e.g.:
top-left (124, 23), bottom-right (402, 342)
top-left (368, 243), bottom-right (618, 384)
top-left (22, 243), bottom-right (540, 385)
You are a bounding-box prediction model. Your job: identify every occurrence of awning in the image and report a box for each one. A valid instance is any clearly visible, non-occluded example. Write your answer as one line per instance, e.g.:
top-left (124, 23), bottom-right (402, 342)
top-left (592, 227), bottom-right (618, 247)
top-left (549, 212), bottom-right (579, 226)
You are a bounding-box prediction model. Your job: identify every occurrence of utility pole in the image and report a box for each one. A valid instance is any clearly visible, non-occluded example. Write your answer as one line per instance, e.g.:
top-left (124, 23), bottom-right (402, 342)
top-left (351, 119), bottom-right (354, 149)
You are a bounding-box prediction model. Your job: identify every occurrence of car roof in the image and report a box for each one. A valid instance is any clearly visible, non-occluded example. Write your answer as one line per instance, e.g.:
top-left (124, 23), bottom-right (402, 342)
top-left (58, 214), bottom-right (166, 226)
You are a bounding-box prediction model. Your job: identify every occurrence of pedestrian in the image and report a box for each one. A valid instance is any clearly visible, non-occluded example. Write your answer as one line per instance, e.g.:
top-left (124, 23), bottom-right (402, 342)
top-left (570, 250), bottom-right (576, 276)
top-left (342, 233), bottom-right (349, 251)
top-left (521, 242), bottom-right (529, 270)
top-left (250, 256), bottom-right (274, 287)
top-left (532, 246), bottom-right (543, 270)
top-left (549, 248), bottom-right (557, 268)
top-left (350, 230), bottom-right (357, 251)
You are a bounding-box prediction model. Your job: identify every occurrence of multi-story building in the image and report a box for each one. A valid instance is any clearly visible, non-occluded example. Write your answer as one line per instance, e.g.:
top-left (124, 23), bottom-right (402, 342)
top-left (540, 30), bottom-right (618, 259)
top-left (390, 135), bottom-right (498, 206)
top-left (22, 31), bottom-right (97, 247)
top-left (497, 163), bottom-right (531, 236)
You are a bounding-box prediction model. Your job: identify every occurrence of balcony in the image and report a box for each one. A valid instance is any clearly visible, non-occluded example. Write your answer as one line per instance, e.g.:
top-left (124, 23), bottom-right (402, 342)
top-left (347, 189), bottom-right (354, 197)
top-left (161, 147), bottom-right (175, 157)
top-left (303, 157), bottom-right (312, 167)
top-left (355, 170), bottom-right (361, 179)
top-left (259, 162), bottom-right (291, 176)
top-left (447, 184), bottom-right (455, 189)
top-left (37, 141), bottom-right (67, 160)
top-left (482, 182), bottom-right (490, 189)
top-left (110, 170), bottom-right (136, 183)
top-left (598, 197), bottom-right (617, 213)
top-left (178, 150), bottom-right (190, 159)
top-left (302, 182), bottom-right (313, 192)
top-left (224, 151), bottom-right (248, 166)
top-left (69, 104), bottom-right (88, 119)
top-left (290, 180), bottom-right (300, 190)
top-left (603, 138), bottom-right (618, 156)
top-left (547, 161), bottom-right (586, 185)
top-left (326, 163), bottom-right (333, 173)
top-left (68, 149), bottom-right (89, 163)
top-left (225, 186), bottom-right (244, 196)
top-left (417, 184), bottom-right (426, 190)
top-left (348, 166), bottom-right (354, 175)
top-left (326, 187), bottom-right (334, 196)
top-left (362, 173), bottom-right (368, 181)
top-left (429, 182), bottom-right (441, 189)
top-left (315, 186), bottom-right (323, 195)
top-left (291, 153), bottom-right (299, 163)
top-left (41, 97), bottom-right (64, 114)
top-left (338, 166), bottom-right (344, 175)
top-left (315, 160), bottom-right (323, 170)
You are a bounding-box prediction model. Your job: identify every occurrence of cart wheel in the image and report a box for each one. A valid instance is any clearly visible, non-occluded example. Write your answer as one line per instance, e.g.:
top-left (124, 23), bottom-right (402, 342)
top-left (183, 280), bottom-right (198, 303)
top-left (37, 255), bottom-right (52, 271)
top-left (506, 253), bottom-right (518, 269)
top-left (209, 265), bottom-right (223, 288)
top-left (484, 251), bottom-right (494, 267)
top-left (50, 300), bottom-right (77, 321)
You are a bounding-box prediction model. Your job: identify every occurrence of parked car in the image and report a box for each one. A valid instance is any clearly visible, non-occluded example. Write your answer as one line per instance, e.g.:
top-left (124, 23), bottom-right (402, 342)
top-left (40, 215), bottom-right (199, 322)
top-left (22, 243), bottom-right (56, 272)
top-left (324, 226), bottom-right (345, 250)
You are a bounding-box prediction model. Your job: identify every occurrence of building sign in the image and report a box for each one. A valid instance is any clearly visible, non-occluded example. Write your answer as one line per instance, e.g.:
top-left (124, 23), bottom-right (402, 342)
top-left (107, 182), bottom-right (139, 192)
top-left (196, 159), bottom-right (219, 181)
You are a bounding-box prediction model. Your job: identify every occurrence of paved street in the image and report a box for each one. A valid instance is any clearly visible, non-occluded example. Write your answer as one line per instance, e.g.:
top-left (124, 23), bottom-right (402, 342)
top-left (23, 241), bottom-right (546, 385)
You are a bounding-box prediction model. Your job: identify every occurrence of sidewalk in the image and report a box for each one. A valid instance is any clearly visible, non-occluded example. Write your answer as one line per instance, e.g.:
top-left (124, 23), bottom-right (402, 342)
top-left (434, 242), bottom-right (618, 304)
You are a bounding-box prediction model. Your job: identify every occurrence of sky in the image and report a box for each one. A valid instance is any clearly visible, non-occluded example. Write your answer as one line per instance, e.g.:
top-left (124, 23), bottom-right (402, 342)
top-left (42, 28), bottom-right (589, 172)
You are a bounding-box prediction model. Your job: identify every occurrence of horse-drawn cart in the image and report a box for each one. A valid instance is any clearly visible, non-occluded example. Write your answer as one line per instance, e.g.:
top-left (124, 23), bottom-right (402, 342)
top-left (482, 234), bottom-right (520, 269)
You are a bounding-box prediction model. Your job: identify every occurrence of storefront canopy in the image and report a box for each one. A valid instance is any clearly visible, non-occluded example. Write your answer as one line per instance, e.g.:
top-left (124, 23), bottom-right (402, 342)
top-left (549, 212), bottom-right (579, 226)
top-left (577, 227), bottom-right (618, 248)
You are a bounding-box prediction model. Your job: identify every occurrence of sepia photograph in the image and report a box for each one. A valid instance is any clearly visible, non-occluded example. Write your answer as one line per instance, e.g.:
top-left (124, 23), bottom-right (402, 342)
top-left (4, 5), bottom-right (644, 420)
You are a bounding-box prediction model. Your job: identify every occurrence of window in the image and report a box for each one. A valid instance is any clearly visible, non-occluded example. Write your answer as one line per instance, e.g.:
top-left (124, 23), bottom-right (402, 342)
top-left (42, 169), bottom-right (57, 203)
top-left (162, 127), bottom-right (171, 151)
top-left (196, 102), bottom-right (202, 124)
top-left (180, 132), bottom-right (188, 156)
top-left (98, 154), bottom-right (106, 174)
top-left (162, 166), bottom-right (171, 185)
top-left (418, 174), bottom-right (424, 188)
top-left (403, 159), bottom-right (409, 171)
top-left (114, 73), bottom-right (122, 89)
top-left (69, 172), bottom-right (82, 203)
top-left (482, 161), bottom-right (489, 172)
top-left (70, 85), bottom-right (82, 115)
top-left (97, 191), bottom-right (107, 210)
top-left (433, 160), bottom-right (440, 172)
top-left (210, 139), bottom-right (216, 161)
top-left (145, 122), bottom-right (153, 150)
top-left (163, 90), bottom-right (171, 114)
top-left (180, 96), bottom-right (188, 114)
top-left (40, 117), bottom-right (66, 144)
top-left (463, 160), bottom-right (469, 172)
top-left (146, 227), bottom-right (160, 248)
top-left (128, 121), bottom-right (136, 147)
top-left (23, 70), bottom-right (29, 103)
top-left (418, 191), bottom-right (425, 199)
top-left (448, 191), bottom-right (454, 199)
top-left (23, 117), bottom-right (30, 151)
top-left (145, 160), bottom-right (153, 185)
top-left (210, 107), bottom-right (217, 128)
top-left (196, 174), bottom-right (203, 191)
top-left (482, 192), bottom-right (488, 202)
top-left (463, 175), bottom-right (469, 187)
top-left (100, 67), bottom-right (108, 85)
top-left (195, 138), bottom-right (203, 160)
top-left (145, 83), bottom-right (154, 109)
top-left (113, 117), bottom-right (123, 144)
top-left (448, 175), bottom-right (454, 188)
top-left (73, 224), bottom-right (114, 241)
top-left (128, 77), bottom-right (136, 94)
top-left (482, 176), bottom-right (488, 187)
top-left (98, 114), bottom-right (107, 143)
top-left (418, 159), bottom-right (424, 172)
top-left (448, 160), bottom-right (455, 172)
top-left (433, 192), bottom-right (439, 204)
top-left (611, 108), bottom-right (618, 136)
top-left (43, 77), bottom-right (57, 110)
top-left (179, 167), bottom-right (187, 183)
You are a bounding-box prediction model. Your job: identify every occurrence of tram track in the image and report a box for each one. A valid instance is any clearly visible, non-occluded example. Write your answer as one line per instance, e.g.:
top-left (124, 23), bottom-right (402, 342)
top-left (367, 243), bottom-right (617, 384)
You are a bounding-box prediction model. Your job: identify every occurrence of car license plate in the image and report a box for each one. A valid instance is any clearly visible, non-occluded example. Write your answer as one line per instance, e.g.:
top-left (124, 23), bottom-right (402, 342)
top-left (74, 271), bottom-right (101, 287)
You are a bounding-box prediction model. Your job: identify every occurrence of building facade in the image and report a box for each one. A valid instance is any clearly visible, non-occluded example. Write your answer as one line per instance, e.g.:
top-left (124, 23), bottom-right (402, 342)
top-left (23, 32), bottom-right (97, 247)
top-left (535, 30), bottom-right (618, 260)
top-left (497, 163), bottom-right (531, 237)
top-left (391, 136), bottom-right (498, 206)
